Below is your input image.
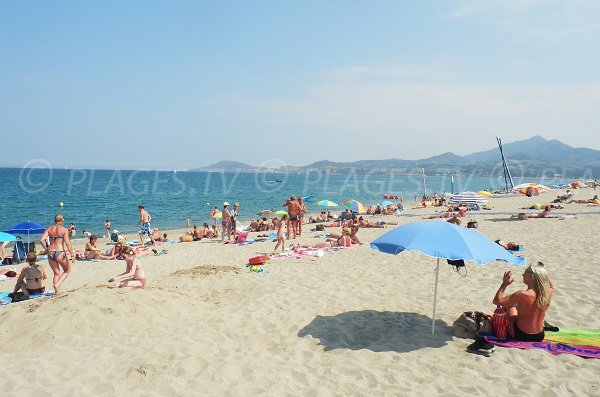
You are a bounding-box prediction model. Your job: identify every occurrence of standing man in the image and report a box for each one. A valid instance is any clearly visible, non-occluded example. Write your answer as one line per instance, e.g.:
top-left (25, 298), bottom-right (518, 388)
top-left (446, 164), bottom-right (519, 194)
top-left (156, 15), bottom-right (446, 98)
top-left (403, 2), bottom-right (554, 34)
top-left (283, 195), bottom-right (300, 239)
top-left (186, 217), bottom-right (191, 227)
top-left (230, 202), bottom-right (240, 242)
top-left (105, 219), bottom-right (111, 239)
top-left (137, 205), bottom-right (155, 246)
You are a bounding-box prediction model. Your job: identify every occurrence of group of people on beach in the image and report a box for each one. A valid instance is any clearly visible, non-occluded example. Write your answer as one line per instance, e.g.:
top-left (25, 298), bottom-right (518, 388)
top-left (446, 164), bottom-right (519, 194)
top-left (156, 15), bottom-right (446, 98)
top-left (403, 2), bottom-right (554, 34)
top-left (2, 192), bottom-right (561, 355)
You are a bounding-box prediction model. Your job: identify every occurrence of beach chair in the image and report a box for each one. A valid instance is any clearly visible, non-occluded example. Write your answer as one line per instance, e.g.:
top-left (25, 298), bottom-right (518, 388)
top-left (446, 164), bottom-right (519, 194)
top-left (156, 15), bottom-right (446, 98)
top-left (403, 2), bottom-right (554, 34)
top-left (12, 238), bottom-right (26, 263)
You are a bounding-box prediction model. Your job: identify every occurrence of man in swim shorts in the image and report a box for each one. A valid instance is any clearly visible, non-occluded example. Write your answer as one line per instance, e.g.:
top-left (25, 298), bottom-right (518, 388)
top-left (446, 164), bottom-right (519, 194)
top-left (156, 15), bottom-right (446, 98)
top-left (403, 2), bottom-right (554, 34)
top-left (137, 205), bottom-right (155, 246)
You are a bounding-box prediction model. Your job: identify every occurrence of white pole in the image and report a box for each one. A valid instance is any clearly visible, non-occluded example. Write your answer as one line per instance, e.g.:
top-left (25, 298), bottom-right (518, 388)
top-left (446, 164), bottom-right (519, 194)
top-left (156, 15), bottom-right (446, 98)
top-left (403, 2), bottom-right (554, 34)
top-left (422, 168), bottom-right (427, 197)
top-left (432, 258), bottom-right (440, 335)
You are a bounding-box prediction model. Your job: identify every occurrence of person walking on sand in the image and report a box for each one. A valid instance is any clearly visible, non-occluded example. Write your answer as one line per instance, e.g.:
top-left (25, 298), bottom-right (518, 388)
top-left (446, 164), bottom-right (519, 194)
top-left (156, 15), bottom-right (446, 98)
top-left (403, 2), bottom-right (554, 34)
top-left (40, 214), bottom-right (75, 294)
top-left (272, 214), bottom-right (288, 254)
top-left (107, 246), bottom-right (146, 288)
top-left (137, 205), bottom-right (155, 246)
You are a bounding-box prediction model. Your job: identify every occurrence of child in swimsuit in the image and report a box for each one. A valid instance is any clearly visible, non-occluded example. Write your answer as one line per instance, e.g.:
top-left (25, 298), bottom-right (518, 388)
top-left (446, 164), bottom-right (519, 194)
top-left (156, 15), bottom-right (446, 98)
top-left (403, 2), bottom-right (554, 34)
top-left (10, 252), bottom-right (47, 300)
top-left (108, 246), bottom-right (146, 288)
top-left (272, 214), bottom-right (288, 254)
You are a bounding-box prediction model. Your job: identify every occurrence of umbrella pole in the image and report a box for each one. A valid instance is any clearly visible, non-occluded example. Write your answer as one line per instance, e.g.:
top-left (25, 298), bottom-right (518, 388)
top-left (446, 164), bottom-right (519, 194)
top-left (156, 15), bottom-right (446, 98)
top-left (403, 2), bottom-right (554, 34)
top-left (432, 258), bottom-right (440, 335)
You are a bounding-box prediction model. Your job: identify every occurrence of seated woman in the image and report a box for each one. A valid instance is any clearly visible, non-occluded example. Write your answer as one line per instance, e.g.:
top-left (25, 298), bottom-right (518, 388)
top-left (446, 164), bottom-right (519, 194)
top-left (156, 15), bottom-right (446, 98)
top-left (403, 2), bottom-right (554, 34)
top-left (329, 226), bottom-right (361, 245)
top-left (248, 219), bottom-right (260, 232)
top-left (211, 224), bottom-right (219, 238)
top-left (200, 223), bottom-right (212, 237)
top-left (492, 262), bottom-right (554, 342)
top-left (108, 242), bottom-right (125, 259)
top-left (10, 252), bottom-right (46, 300)
top-left (107, 246), bottom-right (146, 288)
top-left (85, 235), bottom-right (112, 260)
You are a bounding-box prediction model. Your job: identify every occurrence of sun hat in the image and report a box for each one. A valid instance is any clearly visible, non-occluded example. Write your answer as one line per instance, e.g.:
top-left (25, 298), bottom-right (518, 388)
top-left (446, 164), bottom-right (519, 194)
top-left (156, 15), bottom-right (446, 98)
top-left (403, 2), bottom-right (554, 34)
top-left (342, 227), bottom-right (351, 233)
top-left (223, 202), bottom-right (230, 206)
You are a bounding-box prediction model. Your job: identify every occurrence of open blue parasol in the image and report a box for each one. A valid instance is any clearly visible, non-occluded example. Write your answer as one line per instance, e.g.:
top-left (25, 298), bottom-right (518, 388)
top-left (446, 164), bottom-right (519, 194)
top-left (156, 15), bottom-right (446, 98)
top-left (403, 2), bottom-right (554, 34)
top-left (370, 220), bottom-right (525, 334)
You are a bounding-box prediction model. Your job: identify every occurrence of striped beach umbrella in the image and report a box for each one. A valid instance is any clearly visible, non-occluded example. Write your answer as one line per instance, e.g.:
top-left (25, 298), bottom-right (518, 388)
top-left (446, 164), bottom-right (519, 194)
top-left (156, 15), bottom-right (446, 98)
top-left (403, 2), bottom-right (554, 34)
top-left (448, 192), bottom-right (489, 205)
top-left (342, 200), bottom-right (366, 213)
top-left (316, 200), bottom-right (338, 207)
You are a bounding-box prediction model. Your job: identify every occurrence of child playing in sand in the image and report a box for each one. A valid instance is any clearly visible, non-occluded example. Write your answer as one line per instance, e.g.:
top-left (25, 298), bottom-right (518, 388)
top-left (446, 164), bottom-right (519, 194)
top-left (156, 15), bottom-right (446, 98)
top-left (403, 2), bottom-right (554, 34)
top-left (10, 252), bottom-right (46, 300)
top-left (107, 246), bottom-right (146, 288)
top-left (272, 214), bottom-right (288, 254)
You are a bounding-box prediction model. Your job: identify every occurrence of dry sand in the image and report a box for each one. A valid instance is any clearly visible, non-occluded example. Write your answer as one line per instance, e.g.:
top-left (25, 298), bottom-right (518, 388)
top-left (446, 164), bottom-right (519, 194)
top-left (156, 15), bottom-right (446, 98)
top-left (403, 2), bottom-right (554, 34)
top-left (1, 188), bottom-right (599, 396)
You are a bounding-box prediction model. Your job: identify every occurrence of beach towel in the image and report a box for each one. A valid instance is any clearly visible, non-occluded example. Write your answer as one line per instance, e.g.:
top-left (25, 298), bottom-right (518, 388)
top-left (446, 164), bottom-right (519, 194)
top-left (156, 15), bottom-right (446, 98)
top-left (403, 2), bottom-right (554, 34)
top-left (481, 329), bottom-right (600, 358)
top-left (0, 291), bottom-right (55, 305)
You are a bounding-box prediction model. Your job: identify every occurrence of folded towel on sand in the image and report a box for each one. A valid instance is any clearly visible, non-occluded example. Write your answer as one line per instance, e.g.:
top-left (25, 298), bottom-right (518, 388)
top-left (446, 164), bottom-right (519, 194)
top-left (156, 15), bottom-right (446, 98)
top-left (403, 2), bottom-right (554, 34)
top-left (481, 329), bottom-right (600, 358)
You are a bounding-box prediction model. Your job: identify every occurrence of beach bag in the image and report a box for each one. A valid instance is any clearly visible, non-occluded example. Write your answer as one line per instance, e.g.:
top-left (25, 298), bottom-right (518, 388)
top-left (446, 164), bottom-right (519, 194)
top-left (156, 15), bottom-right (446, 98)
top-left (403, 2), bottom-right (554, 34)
top-left (452, 311), bottom-right (493, 338)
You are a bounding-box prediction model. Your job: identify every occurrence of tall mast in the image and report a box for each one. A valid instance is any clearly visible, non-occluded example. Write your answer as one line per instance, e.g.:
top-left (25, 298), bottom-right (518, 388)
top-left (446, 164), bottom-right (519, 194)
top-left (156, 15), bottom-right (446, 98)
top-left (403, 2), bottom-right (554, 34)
top-left (496, 137), bottom-right (514, 192)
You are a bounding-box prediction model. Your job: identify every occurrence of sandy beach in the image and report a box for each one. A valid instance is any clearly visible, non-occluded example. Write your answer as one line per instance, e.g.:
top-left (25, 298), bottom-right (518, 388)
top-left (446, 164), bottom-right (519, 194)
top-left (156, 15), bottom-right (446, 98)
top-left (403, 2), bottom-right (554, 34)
top-left (2, 188), bottom-right (599, 396)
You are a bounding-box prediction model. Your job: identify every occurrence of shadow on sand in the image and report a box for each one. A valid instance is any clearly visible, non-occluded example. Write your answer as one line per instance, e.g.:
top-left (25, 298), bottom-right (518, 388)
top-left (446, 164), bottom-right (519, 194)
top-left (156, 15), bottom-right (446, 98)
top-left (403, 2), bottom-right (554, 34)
top-left (298, 310), bottom-right (452, 353)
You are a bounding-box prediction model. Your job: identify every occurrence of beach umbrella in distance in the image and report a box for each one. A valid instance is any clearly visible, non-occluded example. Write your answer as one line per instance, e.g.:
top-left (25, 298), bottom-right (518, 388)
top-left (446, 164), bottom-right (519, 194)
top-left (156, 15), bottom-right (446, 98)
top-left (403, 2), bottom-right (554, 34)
top-left (256, 210), bottom-right (278, 219)
top-left (380, 200), bottom-right (394, 207)
top-left (370, 220), bottom-right (525, 335)
top-left (211, 211), bottom-right (222, 219)
top-left (343, 200), bottom-right (366, 213)
top-left (316, 200), bottom-right (338, 207)
top-left (477, 191), bottom-right (493, 197)
top-left (275, 210), bottom-right (288, 218)
top-left (5, 221), bottom-right (46, 244)
top-left (0, 232), bottom-right (18, 242)
top-left (448, 192), bottom-right (489, 205)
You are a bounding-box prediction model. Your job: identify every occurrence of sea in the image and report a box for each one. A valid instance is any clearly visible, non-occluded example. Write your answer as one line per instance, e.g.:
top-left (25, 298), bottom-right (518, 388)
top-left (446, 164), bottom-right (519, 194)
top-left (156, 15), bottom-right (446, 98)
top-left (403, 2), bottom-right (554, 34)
top-left (0, 167), bottom-right (561, 236)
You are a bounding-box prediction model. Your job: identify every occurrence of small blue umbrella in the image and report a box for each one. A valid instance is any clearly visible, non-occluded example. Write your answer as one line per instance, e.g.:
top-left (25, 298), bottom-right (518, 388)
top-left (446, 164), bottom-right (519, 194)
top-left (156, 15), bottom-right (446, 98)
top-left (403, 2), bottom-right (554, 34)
top-left (371, 220), bottom-right (525, 334)
top-left (4, 221), bottom-right (47, 243)
top-left (380, 200), bottom-right (394, 207)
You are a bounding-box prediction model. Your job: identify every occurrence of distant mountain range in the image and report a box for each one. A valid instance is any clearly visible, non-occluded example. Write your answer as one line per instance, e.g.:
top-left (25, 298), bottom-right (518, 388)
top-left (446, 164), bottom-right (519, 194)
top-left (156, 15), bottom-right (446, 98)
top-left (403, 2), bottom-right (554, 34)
top-left (196, 136), bottom-right (600, 178)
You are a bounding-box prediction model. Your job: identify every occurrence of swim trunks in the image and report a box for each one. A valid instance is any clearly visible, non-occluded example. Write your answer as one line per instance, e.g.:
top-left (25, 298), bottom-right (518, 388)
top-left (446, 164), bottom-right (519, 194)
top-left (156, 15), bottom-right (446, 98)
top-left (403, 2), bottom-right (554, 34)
top-left (139, 223), bottom-right (151, 236)
top-left (289, 214), bottom-right (298, 221)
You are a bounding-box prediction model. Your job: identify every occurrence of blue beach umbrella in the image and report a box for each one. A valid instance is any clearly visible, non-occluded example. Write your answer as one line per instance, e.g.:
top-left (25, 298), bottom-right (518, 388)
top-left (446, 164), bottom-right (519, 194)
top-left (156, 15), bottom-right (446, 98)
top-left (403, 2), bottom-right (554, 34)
top-left (380, 200), bottom-right (394, 207)
top-left (370, 220), bottom-right (525, 335)
top-left (0, 232), bottom-right (18, 242)
top-left (5, 221), bottom-right (47, 243)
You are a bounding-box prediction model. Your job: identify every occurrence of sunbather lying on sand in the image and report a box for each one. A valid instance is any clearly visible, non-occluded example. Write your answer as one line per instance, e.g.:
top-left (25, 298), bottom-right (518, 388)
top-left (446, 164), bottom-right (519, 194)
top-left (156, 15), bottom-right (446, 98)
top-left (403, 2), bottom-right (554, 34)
top-left (495, 240), bottom-right (521, 251)
top-left (511, 206), bottom-right (554, 219)
top-left (570, 195), bottom-right (600, 204)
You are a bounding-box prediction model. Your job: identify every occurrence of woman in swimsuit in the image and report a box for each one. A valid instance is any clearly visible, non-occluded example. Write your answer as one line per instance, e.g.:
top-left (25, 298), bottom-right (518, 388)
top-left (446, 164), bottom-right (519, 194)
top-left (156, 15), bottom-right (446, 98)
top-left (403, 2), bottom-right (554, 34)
top-left (10, 252), bottom-right (47, 300)
top-left (40, 214), bottom-right (75, 293)
top-left (493, 262), bottom-right (554, 342)
top-left (272, 214), bottom-right (288, 254)
top-left (108, 246), bottom-right (146, 288)
top-left (85, 235), bottom-right (112, 260)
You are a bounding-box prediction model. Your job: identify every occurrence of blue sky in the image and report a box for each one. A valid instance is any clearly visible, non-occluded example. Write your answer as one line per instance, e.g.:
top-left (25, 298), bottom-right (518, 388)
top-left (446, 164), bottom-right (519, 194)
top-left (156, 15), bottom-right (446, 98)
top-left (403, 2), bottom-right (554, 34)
top-left (2, 0), bottom-right (600, 169)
